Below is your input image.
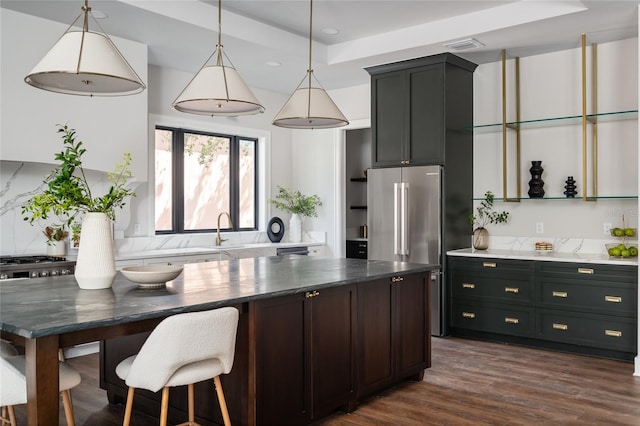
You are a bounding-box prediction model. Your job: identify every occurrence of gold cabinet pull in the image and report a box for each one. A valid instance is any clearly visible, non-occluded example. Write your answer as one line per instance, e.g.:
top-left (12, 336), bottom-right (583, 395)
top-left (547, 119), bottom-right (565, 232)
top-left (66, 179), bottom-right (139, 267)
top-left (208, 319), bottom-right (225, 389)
top-left (504, 287), bottom-right (519, 294)
top-left (391, 276), bottom-right (404, 283)
top-left (305, 290), bottom-right (320, 298)
top-left (482, 262), bottom-right (497, 268)
top-left (462, 312), bottom-right (476, 319)
top-left (605, 329), bottom-right (622, 337)
top-left (552, 291), bottom-right (568, 298)
top-left (552, 323), bottom-right (568, 331)
top-left (462, 283), bottom-right (475, 289)
top-left (577, 267), bottom-right (594, 274)
top-left (504, 317), bottom-right (519, 324)
top-left (605, 295), bottom-right (622, 303)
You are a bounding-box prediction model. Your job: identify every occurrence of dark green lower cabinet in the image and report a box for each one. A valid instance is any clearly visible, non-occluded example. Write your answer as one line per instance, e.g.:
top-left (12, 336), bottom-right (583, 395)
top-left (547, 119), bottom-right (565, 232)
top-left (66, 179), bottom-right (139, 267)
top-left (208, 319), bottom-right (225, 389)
top-left (448, 256), bottom-right (638, 360)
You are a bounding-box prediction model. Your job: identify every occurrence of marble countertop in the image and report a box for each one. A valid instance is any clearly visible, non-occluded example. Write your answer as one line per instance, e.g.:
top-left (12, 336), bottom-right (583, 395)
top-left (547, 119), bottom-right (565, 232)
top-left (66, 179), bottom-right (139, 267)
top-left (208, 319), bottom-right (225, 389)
top-left (447, 248), bottom-right (638, 266)
top-left (0, 256), bottom-right (436, 339)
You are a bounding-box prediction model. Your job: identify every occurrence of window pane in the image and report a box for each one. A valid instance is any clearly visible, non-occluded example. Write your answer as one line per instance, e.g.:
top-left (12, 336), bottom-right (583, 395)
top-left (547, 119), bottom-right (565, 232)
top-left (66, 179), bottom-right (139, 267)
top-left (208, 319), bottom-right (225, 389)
top-left (183, 133), bottom-right (230, 230)
top-left (155, 129), bottom-right (173, 231)
top-left (239, 139), bottom-right (256, 228)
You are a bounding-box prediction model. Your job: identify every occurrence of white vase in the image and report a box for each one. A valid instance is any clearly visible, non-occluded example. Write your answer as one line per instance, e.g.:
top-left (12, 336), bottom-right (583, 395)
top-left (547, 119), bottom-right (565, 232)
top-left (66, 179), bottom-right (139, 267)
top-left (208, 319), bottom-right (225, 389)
top-left (289, 213), bottom-right (302, 243)
top-left (46, 240), bottom-right (66, 257)
top-left (74, 212), bottom-right (116, 290)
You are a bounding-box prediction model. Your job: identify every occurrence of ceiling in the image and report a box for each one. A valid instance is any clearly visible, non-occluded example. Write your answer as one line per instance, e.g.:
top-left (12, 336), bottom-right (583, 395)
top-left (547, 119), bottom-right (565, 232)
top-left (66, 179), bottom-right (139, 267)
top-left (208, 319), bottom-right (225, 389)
top-left (2, 1), bottom-right (639, 94)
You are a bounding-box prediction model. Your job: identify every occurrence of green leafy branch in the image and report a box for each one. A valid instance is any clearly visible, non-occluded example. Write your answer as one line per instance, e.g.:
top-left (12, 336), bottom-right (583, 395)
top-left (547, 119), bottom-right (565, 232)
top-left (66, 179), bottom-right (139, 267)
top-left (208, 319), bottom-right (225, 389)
top-left (468, 191), bottom-right (509, 229)
top-left (269, 186), bottom-right (322, 218)
top-left (21, 124), bottom-right (136, 226)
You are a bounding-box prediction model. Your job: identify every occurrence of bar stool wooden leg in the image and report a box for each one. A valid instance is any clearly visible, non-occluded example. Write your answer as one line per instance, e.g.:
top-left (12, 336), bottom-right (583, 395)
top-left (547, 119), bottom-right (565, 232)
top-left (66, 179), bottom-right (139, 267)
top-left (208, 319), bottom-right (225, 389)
top-left (61, 389), bottom-right (75, 426)
top-left (188, 383), bottom-right (195, 424)
top-left (123, 387), bottom-right (135, 426)
top-left (214, 376), bottom-right (231, 426)
top-left (7, 406), bottom-right (15, 426)
top-left (160, 387), bottom-right (170, 426)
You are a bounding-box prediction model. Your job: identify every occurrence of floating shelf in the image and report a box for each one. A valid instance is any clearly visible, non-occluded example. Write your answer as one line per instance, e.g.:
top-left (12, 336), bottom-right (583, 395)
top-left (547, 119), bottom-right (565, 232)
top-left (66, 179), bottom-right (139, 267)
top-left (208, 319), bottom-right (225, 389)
top-left (473, 195), bottom-right (638, 201)
top-left (350, 206), bottom-right (368, 210)
top-left (350, 177), bottom-right (368, 182)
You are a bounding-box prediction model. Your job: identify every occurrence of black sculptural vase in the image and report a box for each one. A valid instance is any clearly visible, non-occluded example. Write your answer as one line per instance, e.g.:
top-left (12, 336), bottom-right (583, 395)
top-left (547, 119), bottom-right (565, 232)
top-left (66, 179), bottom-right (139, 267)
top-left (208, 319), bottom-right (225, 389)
top-left (528, 161), bottom-right (545, 198)
top-left (564, 176), bottom-right (577, 198)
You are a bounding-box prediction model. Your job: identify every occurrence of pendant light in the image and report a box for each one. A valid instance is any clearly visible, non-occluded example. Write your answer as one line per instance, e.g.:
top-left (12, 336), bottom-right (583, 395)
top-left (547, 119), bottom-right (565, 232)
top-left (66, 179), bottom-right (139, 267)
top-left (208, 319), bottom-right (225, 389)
top-left (272, 0), bottom-right (348, 129)
top-left (24, 0), bottom-right (145, 96)
top-left (172, 0), bottom-right (264, 116)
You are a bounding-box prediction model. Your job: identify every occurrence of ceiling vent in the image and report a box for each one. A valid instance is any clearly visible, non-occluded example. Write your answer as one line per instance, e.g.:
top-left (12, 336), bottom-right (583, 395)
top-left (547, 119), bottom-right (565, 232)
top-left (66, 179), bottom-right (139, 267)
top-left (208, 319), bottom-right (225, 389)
top-left (443, 38), bottom-right (485, 51)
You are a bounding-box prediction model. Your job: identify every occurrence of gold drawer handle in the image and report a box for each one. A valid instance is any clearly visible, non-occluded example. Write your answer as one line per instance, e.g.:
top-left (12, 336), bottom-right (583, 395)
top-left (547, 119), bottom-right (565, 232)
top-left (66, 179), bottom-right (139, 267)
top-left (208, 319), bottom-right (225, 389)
top-left (552, 323), bottom-right (568, 331)
top-left (552, 291), bottom-right (568, 298)
top-left (504, 287), bottom-right (519, 294)
top-left (482, 262), bottom-right (497, 268)
top-left (577, 268), bottom-right (594, 274)
top-left (462, 312), bottom-right (476, 319)
top-left (462, 283), bottom-right (475, 289)
top-left (504, 317), bottom-right (519, 324)
top-left (605, 330), bottom-right (622, 338)
top-left (391, 276), bottom-right (404, 283)
top-left (605, 295), bottom-right (622, 303)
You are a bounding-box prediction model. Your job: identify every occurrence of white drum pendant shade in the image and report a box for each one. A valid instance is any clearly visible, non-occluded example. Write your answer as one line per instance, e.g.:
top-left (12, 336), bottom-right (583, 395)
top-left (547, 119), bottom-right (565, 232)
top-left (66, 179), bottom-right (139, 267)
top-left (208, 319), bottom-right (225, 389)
top-left (172, 65), bottom-right (265, 116)
top-left (272, 86), bottom-right (348, 129)
top-left (25, 31), bottom-right (145, 96)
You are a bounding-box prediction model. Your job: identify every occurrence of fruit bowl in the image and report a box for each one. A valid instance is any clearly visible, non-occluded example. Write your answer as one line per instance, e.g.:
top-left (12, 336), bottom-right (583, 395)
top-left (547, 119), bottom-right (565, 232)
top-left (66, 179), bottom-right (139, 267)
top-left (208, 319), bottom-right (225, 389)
top-left (610, 227), bottom-right (636, 238)
top-left (605, 243), bottom-right (638, 258)
top-left (121, 265), bottom-right (184, 288)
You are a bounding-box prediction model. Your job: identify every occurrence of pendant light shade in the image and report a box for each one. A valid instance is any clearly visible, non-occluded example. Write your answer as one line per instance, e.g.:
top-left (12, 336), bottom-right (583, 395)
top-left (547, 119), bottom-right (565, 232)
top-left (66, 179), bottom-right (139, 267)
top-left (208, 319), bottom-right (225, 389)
top-left (24, 0), bottom-right (145, 96)
top-left (272, 0), bottom-right (348, 129)
top-left (172, 0), bottom-right (264, 117)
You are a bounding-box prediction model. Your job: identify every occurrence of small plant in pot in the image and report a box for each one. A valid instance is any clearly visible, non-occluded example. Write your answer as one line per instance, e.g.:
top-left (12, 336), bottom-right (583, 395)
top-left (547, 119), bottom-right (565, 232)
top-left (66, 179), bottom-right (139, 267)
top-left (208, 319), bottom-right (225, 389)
top-left (44, 224), bottom-right (69, 256)
top-left (269, 186), bottom-right (322, 243)
top-left (21, 124), bottom-right (135, 289)
top-left (468, 191), bottom-right (509, 250)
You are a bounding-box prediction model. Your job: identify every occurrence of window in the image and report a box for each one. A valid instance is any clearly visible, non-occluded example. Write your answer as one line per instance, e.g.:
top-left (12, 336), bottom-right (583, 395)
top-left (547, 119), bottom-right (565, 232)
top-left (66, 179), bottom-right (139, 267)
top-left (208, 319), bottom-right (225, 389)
top-left (155, 126), bottom-right (258, 234)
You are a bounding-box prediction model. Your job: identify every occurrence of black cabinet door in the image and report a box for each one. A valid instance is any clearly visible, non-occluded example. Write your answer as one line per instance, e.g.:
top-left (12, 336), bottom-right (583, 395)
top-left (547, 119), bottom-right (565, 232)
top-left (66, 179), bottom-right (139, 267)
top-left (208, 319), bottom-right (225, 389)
top-left (346, 240), bottom-right (367, 259)
top-left (371, 70), bottom-right (406, 167)
top-left (408, 64), bottom-right (444, 166)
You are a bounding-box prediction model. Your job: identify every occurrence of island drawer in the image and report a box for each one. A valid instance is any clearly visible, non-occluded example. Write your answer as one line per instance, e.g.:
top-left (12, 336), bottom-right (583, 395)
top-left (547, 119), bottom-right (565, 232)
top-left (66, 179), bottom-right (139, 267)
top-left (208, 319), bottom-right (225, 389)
top-left (451, 303), bottom-right (534, 337)
top-left (536, 279), bottom-right (637, 316)
top-left (537, 309), bottom-right (637, 352)
top-left (450, 270), bottom-right (533, 304)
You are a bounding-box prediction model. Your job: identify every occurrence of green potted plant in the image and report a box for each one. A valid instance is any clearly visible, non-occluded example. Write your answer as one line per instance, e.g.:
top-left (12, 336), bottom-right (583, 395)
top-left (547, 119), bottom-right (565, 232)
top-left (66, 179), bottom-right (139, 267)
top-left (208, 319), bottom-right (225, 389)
top-left (43, 224), bottom-right (69, 256)
top-left (269, 186), bottom-right (322, 243)
top-left (468, 191), bottom-right (509, 250)
top-left (21, 124), bottom-right (136, 289)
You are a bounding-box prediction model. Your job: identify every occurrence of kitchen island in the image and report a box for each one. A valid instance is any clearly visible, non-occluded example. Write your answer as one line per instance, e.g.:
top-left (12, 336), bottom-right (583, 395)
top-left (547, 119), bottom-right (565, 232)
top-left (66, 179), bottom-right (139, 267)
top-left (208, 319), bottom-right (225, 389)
top-left (0, 256), bottom-right (435, 426)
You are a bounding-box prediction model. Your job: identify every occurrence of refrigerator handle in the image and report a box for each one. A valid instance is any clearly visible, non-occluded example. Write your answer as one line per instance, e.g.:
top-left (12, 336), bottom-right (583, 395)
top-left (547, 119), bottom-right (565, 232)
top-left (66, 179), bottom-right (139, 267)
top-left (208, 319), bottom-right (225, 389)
top-left (393, 182), bottom-right (401, 255)
top-left (400, 182), bottom-right (409, 255)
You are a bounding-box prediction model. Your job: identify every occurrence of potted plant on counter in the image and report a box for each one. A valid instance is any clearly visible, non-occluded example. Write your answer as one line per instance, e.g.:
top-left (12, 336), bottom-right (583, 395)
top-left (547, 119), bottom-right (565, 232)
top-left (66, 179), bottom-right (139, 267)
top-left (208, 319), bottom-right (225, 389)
top-left (269, 186), bottom-right (322, 243)
top-left (468, 191), bottom-right (509, 250)
top-left (22, 124), bottom-right (135, 289)
top-left (44, 224), bottom-right (69, 256)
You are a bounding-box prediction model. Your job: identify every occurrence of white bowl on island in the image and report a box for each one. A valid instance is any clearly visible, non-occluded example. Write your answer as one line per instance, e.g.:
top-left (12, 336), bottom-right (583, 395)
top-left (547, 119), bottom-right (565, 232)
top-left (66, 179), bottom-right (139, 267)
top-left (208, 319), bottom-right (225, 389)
top-left (120, 265), bottom-right (184, 288)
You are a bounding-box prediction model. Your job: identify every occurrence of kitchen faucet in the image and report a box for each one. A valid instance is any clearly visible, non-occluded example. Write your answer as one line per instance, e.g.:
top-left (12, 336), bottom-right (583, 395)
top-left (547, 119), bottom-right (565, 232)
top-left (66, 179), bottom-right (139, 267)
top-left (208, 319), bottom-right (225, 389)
top-left (216, 212), bottom-right (233, 246)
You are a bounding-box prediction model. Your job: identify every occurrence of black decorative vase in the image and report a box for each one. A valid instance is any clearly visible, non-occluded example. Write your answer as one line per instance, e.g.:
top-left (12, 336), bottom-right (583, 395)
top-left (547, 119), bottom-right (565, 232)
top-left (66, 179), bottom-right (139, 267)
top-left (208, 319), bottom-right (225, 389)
top-left (527, 161), bottom-right (545, 198)
top-left (564, 176), bottom-right (577, 198)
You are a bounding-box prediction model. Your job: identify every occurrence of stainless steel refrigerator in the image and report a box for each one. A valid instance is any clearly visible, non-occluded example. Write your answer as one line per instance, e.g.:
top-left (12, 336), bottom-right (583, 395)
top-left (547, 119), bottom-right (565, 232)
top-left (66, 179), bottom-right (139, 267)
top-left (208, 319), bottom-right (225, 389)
top-left (367, 165), bottom-right (443, 336)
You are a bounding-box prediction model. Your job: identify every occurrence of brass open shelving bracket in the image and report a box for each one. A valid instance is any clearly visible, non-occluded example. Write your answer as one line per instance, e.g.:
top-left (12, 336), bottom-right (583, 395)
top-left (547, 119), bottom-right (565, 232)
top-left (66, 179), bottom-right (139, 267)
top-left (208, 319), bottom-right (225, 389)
top-left (501, 49), bottom-right (521, 202)
top-left (582, 33), bottom-right (598, 201)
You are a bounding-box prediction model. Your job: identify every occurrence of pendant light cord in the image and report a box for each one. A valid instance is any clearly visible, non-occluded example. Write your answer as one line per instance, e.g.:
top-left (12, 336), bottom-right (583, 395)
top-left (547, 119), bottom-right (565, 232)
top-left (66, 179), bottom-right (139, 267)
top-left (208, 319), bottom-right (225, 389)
top-left (306, 0), bottom-right (313, 119)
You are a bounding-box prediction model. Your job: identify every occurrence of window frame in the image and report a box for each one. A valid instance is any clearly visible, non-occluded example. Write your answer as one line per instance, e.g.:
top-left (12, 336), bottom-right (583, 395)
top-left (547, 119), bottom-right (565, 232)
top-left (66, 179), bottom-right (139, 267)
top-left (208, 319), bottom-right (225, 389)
top-left (155, 125), bottom-right (259, 235)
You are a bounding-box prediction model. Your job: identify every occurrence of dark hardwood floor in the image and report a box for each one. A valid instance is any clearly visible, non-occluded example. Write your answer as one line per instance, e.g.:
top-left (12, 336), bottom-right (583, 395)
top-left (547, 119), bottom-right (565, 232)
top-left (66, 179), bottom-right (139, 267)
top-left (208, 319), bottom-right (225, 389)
top-left (10, 337), bottom-right (640, 425)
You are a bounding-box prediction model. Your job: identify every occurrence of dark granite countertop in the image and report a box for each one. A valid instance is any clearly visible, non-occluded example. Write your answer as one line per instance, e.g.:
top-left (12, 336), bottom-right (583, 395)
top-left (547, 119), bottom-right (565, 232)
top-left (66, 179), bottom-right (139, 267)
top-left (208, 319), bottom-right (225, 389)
top-left (1, 256), bottom-right (435, 339)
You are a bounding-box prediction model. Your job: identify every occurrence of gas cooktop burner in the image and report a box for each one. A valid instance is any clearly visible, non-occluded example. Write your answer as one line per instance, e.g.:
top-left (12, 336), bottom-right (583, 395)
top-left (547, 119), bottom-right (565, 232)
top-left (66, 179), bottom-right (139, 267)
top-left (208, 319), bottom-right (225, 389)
top-left (0, 255), bottom-right (69, 266)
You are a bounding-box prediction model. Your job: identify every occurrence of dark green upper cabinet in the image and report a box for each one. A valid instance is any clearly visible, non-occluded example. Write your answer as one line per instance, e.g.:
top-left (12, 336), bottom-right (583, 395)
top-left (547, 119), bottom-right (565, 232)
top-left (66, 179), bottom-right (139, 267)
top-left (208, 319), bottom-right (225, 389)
top-left (367, 53), bottom-right (477, 168)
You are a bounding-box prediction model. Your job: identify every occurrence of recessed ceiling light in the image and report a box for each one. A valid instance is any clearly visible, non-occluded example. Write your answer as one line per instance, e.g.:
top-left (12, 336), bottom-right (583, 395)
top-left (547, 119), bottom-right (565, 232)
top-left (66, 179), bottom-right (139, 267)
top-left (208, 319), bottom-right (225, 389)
top-left (265, 61), bottom-right (281, 67)
top-left (91, 10), bottom-right (108, 19)
top-left (321, 27), bottom-right (339, 35)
